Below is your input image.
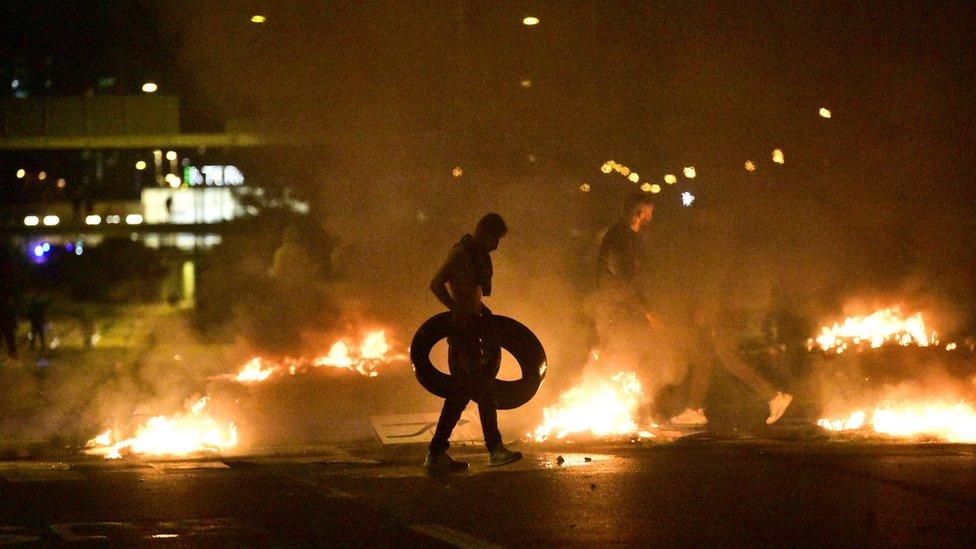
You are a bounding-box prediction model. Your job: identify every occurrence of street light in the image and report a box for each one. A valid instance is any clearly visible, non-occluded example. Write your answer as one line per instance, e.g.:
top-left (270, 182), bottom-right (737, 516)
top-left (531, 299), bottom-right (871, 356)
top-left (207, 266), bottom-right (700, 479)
top-left (24, 216), bottom-right (39, 226)
top-left (42, 215), bottom-right (60, 226)
top-left (135, 160), bottom-right (147, 170)
top-left (142, 82), bottom-right (158, 93)
top-left (85, 215), bottom-right (102, 225)
top-left (522, 16), bottom-right (539, 26)
top-left (251, 15), bottom-right (267, 23)
top-left (165, 151), bottom-right (177, 161)
top-left (16, 169), bottom-right (25, 178)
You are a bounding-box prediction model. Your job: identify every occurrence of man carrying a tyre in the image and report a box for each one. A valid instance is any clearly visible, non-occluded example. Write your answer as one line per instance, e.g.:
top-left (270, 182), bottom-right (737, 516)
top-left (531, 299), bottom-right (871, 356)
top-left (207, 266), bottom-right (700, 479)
top-left (425, 213), bottom-right (523, 473)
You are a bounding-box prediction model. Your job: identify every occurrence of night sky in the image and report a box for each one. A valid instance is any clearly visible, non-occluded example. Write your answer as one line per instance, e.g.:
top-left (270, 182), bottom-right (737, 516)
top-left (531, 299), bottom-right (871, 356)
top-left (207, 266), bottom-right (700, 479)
top-left (3, 1), bottom-right (976, 321)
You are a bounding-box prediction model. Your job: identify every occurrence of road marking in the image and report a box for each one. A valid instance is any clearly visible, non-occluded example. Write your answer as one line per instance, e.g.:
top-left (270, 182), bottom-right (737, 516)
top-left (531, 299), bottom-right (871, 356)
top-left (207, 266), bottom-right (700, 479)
top-left (408, 524), bottom-right (504, 549)
top-left (278, 473), bottom-right (357, 499)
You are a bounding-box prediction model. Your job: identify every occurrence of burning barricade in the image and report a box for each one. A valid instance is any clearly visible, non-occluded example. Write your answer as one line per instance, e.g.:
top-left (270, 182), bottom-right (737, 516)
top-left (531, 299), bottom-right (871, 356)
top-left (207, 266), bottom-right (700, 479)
top-left (530, 372), bottom-right (655, 442)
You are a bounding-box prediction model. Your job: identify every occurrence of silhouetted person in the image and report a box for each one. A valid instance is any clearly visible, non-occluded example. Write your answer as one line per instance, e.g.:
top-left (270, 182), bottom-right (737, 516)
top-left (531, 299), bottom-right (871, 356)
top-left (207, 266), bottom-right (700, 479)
top-left (27, 293), bottom-right (49, 351)
top-left (0, 240), bottom-right (20, 360)
top-left (425, 213), bottom-right (522, 473)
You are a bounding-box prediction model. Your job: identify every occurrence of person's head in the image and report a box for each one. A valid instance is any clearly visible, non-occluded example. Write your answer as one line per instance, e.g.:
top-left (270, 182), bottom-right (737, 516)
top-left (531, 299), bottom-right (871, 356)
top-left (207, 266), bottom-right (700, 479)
top-left (473, 213), bottom-right (508, 251)
top-left (623, 192), bottom-right (654, 231)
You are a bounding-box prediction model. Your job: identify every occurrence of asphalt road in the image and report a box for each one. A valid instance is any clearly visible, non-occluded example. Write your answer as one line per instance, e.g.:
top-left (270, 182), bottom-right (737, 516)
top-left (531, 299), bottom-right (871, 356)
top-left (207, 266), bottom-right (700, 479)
top-left (2, 440), bottom-right (976, 546)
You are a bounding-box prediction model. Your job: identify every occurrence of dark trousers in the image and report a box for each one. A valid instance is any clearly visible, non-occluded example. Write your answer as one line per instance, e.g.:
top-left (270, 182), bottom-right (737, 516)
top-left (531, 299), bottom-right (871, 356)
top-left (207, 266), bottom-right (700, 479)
top-left (429, 320), bottom-right (502, 454)
top-left (429, 396), bottom-right (501, 455)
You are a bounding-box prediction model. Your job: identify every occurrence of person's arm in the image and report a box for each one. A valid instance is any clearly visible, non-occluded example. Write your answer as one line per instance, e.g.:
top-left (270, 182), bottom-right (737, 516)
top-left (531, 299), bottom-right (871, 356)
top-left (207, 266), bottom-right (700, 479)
top-left (429, 248), bottom-right (461, 312)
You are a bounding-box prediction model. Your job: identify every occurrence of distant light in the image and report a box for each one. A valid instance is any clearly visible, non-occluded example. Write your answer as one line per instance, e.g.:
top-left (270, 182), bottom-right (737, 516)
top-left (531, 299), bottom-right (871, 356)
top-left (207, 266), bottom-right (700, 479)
top-left (135, 160), bottom-right (147, 170)
top-left (106, 215), bottom-right (121, 224)
top-left (24, 216), bottom-right (40, 226)
top-left (65, 242), bottom-right (74, 252)
top-left (33, 245), bottom-right (44, 257)
top-left (16, 169), bottom-right (25, 178)
top-left (165, 150), bottom-right (177, 161)
top-left (640, 183), bottom-right (652, 192)
top-left (681, 192), bottom-right (695, 207)
top-left (85, 215), bottom-right (102, 225)
top-left (153, 149), bottom-right (162, 157)
top-left (772, 149), bottom-right (785, 164)
top-left (650, 184), bottom-right (661, 194)
top-left (42, 243), bottom-right (51, 252)
top-left (75, 246), bottom-right (83, 256)
top-left (664, 174), bottom-right (677, 185)
top-left (619, 166), bottom-right (631, 177)
top-left (579, 183), bottom-right (591, 192)
top-left (42, 215), bottom-right (59, 226)
top-left (142, 82), bottom-right (158, 93)
top-left (56, 178), bottom-right (66, 189)
top-left (522, 16), bottom-right (539, 26)
top-left (600, 162), bottom-right (613, 174)
top-left (819, 107), bottom-right (832, 119)
top-left (744, 161), bottom-right (756, 172)
top-left (125, 214), bottom-right (144, 225)
top-left (627, 172), bottom-right (640, 183)
top-left (11, 79), bottom-right (19, 89)
top-left (251, 15), bottom-right (266, 23)
top-left (683, 166), bottom-right (696, 179)
top-left (38, 171), bottom-right (47, 181)
top-left (165, 174), bottom-right (182, 188)
top-left (452, 166), bottom-right (463, 178)
top-left (520, 79), bottom-right (533, 88)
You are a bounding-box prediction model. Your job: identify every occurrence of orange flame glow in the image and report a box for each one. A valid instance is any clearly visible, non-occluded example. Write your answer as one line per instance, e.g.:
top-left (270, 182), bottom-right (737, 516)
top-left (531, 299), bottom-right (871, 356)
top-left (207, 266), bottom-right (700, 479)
top-left (531, 372), bottom-right (650, 442)
top-left (812, 307), bottom-right (936, 354)
top-left (818, 401), bottom-right (976, 443)
top-left (85, 397), bottom-right (238, 459)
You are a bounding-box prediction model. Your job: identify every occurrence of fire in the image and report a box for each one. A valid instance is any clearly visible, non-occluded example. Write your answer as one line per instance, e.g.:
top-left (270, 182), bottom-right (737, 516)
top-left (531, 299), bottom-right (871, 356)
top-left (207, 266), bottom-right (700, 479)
top-left (235, 357), bottom-right (276, 383)
top-left (818, 401), bottom-right (976, 443)
top-left (812, 307), bottom-right (936, 353)
top-left (229, 330), bottom-right (404, 382)
top-left (531, 372), bottom-right (646, 442)
top-left (86, 397), bottom-right (238, 459)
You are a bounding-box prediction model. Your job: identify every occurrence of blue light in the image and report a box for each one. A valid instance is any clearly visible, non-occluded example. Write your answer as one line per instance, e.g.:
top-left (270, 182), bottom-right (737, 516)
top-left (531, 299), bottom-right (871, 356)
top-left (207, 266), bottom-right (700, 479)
top-left (33, 245), bottom-right (44, 257)
top-left (42, 242), bottom-right (51, 252)
top-left (65, 242), bottom-right (74, 252)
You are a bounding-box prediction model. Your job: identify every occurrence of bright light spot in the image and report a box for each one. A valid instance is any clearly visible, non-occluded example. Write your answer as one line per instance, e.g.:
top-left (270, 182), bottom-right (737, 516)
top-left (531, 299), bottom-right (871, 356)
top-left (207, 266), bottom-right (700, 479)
top-left (75, 245), bottom-right (83, 256)
top-left (744, 161), bottom-right (756, 172)
top-left (681, 192), bottom-right (695, 206)
top-left (165, 150), bottom-right (177, 161)
top-left (106, 215), bottom-right (121, 224)
top-left (531, 372), bottom-right (643, 441)
top-left (650, 184), bottom-right (661, 194)
top-left (251, 15), bottom-right (267, 23)
top-left (42, 215), bottom-right (59, 226)
top-left (819, 107), bottom-right (832, 119)
top-left (142, 82), bottom-right (158, 93)
top-left (42, 243), bottom-right (51, 252)
top-left (125, 214), bottom-right (144, 225)
top-left (664, 174), bottom-right (677, 185)
top-left (523, 16), bottom-right (539, 26)
top-left (165, 174), bottom-right (182, 188)
top-left (38, 171), bottom-right (47, 181)
top-left (946, 342), bottom-right (958, 351)
top-left (772, 149), bottom-right (785, 164)
top-left (56, 178), bottom-right (66, 189)
top-left (683, 166), bottom-right (696, 179)
top-left (452, 166), bottom-right (463, 178)
top-left (33, 245), bottom-right (44, 257)
top-left (85, 215), bottom-right (102, 225)
top-left (640, 183), bottom-right (652, 192)
top-left (627, 172), bottom-right (640, 183)
top-left (600, 162), bottom-right (613, 174)
top-left (813, 307), bottom-right (934, 353)
top-left (135, 160), bottom-right (147, 170)
top-left (11, 79), bottom-right (19, 89)
top-left (16, 169), bottom-right (25, 178)
top-left (520, 79), bottom-right (533, 88)
top-left (23, 216), bottom-right (39, 226)
top-left (579, 183), bottom-right (591, 192)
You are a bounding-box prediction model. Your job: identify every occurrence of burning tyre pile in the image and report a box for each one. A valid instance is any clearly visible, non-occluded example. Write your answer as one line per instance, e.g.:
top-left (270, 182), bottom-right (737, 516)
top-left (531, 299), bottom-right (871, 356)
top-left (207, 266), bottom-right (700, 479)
top-left (811, 307), bottom-right (976, 443)
top-left (84, 330), bottom-right (415, 460)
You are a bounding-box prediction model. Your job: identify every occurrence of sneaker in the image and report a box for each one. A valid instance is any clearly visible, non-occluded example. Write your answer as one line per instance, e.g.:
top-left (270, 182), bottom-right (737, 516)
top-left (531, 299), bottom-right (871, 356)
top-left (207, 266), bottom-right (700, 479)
top-left (766, 392), bottom-right (793, 424)
top-left (423, 451), bottom-right (469, 474)
top-left (487, 445), bottom-right (523, 467)
top-left (670, 407), bottom-right (708, 426)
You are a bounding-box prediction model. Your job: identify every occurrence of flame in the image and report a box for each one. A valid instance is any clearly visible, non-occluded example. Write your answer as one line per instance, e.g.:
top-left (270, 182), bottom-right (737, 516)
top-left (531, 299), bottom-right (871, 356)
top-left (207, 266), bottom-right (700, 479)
top-left (86, 397), bottom-right (238, 459)
top-left (818, 402), bottom-right (976, 443)
top-left (235, 357), bottom-right (277, 383)
top-left (531, 372), bottom-right (645, 442)
top-left (229, 330), bottom-right (404, 382)
top-left (812, 307), bottom-right (936, 353)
